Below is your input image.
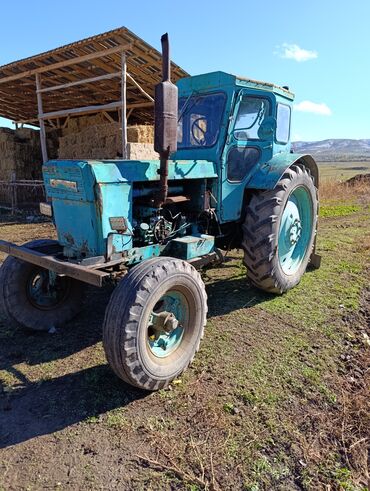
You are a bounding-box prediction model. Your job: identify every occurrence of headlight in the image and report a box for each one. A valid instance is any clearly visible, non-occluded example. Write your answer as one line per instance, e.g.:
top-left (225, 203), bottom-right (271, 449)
top-left (39, 202), bottom-right (53, 217)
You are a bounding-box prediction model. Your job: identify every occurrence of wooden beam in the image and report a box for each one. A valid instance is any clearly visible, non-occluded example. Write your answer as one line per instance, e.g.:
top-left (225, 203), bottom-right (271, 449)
top-left (35, 74), bottom-right (48, 163)
top-left (37, 71), bottom-right (121, 93)
top-left (62, 116), bottom-right (70, 129)
top-left (48, 120), bottom-right (57, 129)
top-left (38, 100), bottom-right (153, 121)
top-left (0, 44), bottom-right (132, 85)
top-left (102, 111), bottom-right (115, 124)
top-left (74, 45), bottom-right (159, 96)
top-left (121, 52), bottom-right (127, 159)
top-left (127, 73), bottom-right (154, 102)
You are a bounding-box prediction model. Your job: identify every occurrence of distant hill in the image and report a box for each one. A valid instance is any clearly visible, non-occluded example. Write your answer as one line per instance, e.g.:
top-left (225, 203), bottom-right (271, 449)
top-left (292, 139), bottom-right (370, 161)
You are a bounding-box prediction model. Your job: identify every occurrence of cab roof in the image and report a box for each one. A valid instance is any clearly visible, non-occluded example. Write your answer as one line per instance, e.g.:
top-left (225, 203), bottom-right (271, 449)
top-left (176, 71), bottom-right (295, 101)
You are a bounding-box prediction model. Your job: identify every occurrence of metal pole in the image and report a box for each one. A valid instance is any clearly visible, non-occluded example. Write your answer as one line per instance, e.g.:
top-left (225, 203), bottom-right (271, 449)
top-left (121, 52), bottom-right (128, 159)
top-left (35, 73), bottom-right (48, 163)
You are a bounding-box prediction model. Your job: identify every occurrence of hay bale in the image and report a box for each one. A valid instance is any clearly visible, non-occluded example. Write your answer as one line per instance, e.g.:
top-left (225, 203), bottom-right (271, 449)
top-left (127, 125), bottom-right (154, 143)
top-left (58, 120), bottom-right (154, 159)
top-left (127, 143), bottom-right (158, 160)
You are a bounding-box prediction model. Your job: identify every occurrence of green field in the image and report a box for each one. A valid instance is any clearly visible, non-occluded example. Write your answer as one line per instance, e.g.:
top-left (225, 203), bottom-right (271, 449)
top-left (318, 160), bottom-right (370, 180)
top-left (0, 180), bottom-right (369, 490)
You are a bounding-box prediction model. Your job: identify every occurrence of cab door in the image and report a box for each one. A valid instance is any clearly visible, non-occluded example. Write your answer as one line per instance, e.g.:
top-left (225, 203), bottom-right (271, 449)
top-left (219, 90), bottom-right (275, 222)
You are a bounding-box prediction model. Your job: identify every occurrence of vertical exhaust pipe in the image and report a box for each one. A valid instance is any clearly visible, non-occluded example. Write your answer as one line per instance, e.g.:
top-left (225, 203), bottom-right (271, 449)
top-left (154, 33), bottom-right (178, 208)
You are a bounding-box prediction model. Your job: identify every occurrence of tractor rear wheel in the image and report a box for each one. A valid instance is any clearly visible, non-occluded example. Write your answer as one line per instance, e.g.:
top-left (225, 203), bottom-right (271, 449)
top-left (242, 164), bottom-right (318, 294)
top-left (0, 239), bottom-right (85, 331)
top-left (103, 257), bottom-right (207, 390)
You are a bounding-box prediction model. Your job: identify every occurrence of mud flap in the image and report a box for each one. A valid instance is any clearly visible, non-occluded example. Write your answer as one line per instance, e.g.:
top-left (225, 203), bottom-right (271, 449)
top-left (309, 252), bottom-right (322, 270)
top-left (309, 234), bottom-right (322, 270)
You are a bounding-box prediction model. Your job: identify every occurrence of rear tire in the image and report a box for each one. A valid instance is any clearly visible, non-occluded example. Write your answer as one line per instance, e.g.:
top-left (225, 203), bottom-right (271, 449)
top-left (0, 239), bottom-right (85, 331)
top-left (103, 257), bottom-right (207, 391)
top-left (242, 165), bottom-right (318, 294)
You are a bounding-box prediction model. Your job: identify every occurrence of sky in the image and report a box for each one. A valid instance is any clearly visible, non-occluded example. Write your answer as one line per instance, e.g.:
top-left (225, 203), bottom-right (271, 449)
top-left (0, 0), bottom-right (369, 142)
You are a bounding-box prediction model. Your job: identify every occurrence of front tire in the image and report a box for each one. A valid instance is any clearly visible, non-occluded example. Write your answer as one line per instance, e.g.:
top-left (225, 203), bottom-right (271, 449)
top-left (242, 164), bottom-right (318, 294)
top-left (103, 257), bottom-right (207, 391)
top-left (0, 239), bottom-right (85, 331)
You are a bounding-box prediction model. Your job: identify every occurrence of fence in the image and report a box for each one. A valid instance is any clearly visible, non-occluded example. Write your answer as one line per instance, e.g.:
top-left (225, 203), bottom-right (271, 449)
top-left (0, 177), bottom-right (45, 215)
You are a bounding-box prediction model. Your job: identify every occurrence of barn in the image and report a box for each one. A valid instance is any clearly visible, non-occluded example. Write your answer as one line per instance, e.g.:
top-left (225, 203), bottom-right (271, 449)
top-left (0, 27), bottom-right (188, 211)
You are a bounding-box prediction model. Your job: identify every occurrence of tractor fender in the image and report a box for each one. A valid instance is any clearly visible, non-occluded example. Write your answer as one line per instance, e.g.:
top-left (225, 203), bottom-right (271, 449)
top-left (246, 153), bottom-right (319, 190)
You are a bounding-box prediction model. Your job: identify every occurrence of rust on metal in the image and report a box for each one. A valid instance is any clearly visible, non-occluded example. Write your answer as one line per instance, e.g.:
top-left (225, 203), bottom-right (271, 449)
top-left (0, 240), bottom-right (110, 287)
top-left (50, 179), bottom-right (78, 191)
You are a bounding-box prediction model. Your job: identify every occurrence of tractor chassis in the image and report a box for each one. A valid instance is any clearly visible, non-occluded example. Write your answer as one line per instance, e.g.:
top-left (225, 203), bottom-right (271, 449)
top-left (0, 239), bottom-right (221, 288)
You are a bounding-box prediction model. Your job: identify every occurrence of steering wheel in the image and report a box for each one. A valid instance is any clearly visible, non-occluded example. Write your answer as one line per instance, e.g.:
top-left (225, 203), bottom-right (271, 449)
top-left (191, 117), bottom-right (207, 146)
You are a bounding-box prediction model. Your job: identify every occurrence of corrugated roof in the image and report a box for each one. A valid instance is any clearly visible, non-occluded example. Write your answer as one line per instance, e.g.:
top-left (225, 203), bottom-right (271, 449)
top-left (0, 27), bottom-right (189, 125)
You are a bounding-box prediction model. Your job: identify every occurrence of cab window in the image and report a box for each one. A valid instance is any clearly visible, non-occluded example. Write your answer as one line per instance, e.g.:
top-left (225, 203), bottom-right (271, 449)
top-left (227, 147), bottom-right (260, 182)
top-left (234, 97), bottom-right (271, 140)
top-left (276, 103), bottom-right (291, 144)
top-left (177, 92), bottom-right (226, 148)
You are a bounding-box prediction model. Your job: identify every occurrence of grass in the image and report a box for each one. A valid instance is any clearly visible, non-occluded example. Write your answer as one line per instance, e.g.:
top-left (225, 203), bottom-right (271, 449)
top-left (0, 179), bottom-right (369, 490)
top-left (318, 160), bottom-right (370, 180)
top-left (320, 204), bottom-right (360, 217)
top-left (105, 408), bottom-right (130, 429)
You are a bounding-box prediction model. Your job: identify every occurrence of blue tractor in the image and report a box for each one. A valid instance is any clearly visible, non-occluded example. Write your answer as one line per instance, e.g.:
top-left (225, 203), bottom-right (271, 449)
top-left (0, 35), bottom-right (320, 390)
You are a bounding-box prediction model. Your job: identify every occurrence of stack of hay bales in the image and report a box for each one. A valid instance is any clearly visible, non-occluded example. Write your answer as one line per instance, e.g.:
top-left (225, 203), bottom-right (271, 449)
top-left (0, 128), bottom-right (41, 180)
top-left (58, 116), bottom-right (157, 160)
top-left (0, 127), bottom-right (58, 206)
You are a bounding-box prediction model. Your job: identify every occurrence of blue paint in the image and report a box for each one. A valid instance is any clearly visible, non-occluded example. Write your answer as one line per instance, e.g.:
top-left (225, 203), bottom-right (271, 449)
top-left (42, 70), bottom-right (316, 261)
top-left (278, 186), bottom-right (313, 274)
top-left (247, 153), bottom-right (319, 190)
top-left (43, 159), bottom-right (217, 257)
top-left (169, 234), bottom-right (214, 260)
top-left (173, 72), bottom-right (302, 223)
top-left (148, 290), bottom-right (186, 358)
top-left (125, 244), bottom-right (165, 265)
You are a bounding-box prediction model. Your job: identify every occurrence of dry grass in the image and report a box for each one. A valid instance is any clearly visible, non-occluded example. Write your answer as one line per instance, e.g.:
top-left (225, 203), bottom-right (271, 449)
top-left (319, 179), bottom-right (370, 205)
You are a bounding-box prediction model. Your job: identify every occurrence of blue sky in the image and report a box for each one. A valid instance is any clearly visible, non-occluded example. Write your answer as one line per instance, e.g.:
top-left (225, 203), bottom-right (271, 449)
top-left (0, 0), bottom-right (369, 141)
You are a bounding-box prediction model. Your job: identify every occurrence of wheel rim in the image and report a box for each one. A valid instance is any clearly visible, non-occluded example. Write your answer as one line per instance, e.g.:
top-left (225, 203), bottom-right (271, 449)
top-left (278, 186), bottom-right (313, 275)
top-left (26, 269), bottom-right (70, 310)
top-left (147, 290), bottom-right (187, 358)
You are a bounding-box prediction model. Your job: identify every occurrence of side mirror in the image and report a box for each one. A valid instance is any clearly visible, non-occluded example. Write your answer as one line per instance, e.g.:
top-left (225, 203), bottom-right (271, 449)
top-left (258, 116), bottom-right (277, 140)
top-left (154, 34), bottom-right (178, 156)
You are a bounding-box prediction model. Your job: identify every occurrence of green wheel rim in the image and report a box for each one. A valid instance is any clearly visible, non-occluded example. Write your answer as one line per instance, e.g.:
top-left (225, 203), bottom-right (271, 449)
top-left (147, 290), bottom-right (186, 358)
top-left (278, 186), bottom-right (313, 275)
top-left (26, 269), bottom-right (70, 310)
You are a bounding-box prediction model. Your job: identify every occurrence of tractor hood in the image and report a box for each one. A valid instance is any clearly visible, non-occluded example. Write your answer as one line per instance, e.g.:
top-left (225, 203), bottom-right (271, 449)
top-left (42, 159), bottom-right (217, 259)
top-left (43, 159), bottom-right (217, 186)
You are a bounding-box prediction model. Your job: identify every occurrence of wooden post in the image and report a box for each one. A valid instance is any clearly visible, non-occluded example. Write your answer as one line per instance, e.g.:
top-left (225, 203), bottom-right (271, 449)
top-left (11, 172), bottom-right (17, 215)
top-left (121, 52), bottom-right (128, 159)
top-left (35, 74), bottom-right (48, 163)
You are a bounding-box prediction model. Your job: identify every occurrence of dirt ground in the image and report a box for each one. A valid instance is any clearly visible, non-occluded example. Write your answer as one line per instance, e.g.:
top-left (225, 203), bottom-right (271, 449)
top-left (0, 193), bottom-right (369, 490)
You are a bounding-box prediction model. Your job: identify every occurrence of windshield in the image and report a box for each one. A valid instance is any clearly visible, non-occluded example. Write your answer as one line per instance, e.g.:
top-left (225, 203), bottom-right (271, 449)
top-left (177, 92), bottom-right (226, 149)
top-left (234, 96), bottom-right (271, 140)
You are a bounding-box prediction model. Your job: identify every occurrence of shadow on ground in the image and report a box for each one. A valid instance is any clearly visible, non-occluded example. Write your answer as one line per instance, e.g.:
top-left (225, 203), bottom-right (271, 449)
top-left (0, 266), bottom-right (273, 449)
top-left (206, 275), bottom-right (272, 316)
top-left (0, 364), bottom-right (146, 448)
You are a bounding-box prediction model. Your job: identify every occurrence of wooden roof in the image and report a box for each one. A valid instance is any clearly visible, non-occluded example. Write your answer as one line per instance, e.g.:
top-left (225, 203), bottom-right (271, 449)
top-left (0, 27), bottom-right (189, 126)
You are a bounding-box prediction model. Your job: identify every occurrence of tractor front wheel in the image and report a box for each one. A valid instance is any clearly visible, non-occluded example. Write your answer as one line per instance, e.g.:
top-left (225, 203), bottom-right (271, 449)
top-left (242, 164), bottom-right (318, 294)
top-left (103, 257), bottom-right (207, 390)
top-left (0, 239), bottom-right (85, 331)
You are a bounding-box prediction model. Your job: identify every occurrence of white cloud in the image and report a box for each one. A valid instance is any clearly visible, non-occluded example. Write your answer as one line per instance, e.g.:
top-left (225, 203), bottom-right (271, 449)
top-left (294, 100), bottom-right (332, 116)
top-left (275, 43), bottom-right (318, 62)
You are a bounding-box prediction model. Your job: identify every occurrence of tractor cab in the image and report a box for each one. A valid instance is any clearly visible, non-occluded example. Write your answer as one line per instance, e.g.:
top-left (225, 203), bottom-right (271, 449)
top-left (174, 71), bottom-right (295, 222)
